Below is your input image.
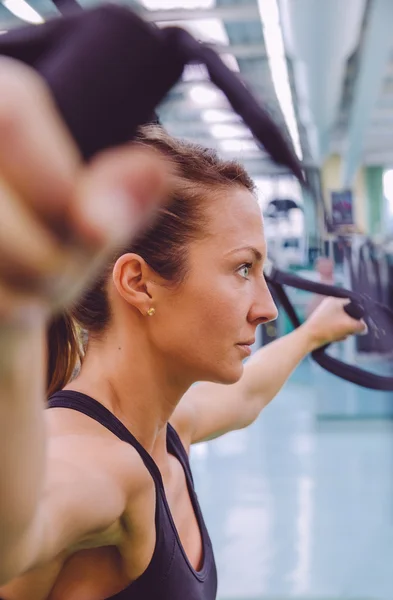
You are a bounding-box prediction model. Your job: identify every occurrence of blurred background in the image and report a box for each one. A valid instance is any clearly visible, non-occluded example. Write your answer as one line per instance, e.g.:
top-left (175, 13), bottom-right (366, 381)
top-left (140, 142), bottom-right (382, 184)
top-left (2, 0), bottom-right (393, 598)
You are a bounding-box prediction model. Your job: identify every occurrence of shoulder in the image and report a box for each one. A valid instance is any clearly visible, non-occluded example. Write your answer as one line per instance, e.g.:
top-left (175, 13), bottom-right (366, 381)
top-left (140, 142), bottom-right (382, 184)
top-left (46, 408), bottom-right (153, 500)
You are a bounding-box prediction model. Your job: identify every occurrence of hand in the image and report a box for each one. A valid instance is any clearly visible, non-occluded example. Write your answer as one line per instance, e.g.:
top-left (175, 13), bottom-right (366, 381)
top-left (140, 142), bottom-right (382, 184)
top-left (301, 296), bottom-right (367, 350)
top-left (0, 58), bottom-right (170, 326)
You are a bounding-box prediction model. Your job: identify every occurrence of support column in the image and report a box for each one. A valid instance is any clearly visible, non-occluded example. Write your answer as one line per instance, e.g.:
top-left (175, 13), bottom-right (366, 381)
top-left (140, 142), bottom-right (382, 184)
top-left (302, 167), bottom-right (324, 261)
top-left (365, 166), bottom-right (384, 236)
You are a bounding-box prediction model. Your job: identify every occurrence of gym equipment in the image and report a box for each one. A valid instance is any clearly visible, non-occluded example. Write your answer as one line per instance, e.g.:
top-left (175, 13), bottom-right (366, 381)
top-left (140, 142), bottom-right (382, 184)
top-left (264, 260), bottom-right (393, 391)
top-left (343, 238), bottom-right (392, 353)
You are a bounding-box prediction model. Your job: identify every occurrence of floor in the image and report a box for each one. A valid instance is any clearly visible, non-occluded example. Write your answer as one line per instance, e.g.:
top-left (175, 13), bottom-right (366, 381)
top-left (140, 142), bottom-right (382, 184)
top-left (190, 358), bottom-right (393, 600)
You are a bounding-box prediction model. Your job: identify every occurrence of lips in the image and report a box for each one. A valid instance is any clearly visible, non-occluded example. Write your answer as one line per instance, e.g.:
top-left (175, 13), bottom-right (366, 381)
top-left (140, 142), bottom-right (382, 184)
top-left (236, 342), bottom-right (253, 356)
top-left (237, 339), bottom-right (255, 346)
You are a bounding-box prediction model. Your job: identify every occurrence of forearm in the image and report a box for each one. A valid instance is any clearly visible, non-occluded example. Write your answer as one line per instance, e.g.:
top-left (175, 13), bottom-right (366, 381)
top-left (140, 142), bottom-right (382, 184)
top-left (0, 318), bottom-right (47, 561)
top-left (242, 324), bottom-right (316, 418)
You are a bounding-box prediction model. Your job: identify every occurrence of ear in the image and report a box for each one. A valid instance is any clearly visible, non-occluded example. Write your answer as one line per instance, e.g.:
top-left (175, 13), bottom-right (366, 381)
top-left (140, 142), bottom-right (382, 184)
top-left (112, 253), bottom-right (153, 316)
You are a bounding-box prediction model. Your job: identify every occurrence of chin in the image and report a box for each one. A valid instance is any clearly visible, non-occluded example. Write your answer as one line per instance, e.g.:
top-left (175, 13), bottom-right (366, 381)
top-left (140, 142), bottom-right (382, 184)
top-left (204, 362), bottom-right (244, 386)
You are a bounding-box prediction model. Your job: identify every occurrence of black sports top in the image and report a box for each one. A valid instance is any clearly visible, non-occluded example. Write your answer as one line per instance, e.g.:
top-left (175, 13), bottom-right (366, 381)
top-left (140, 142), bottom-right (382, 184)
top-left (47, 390), bottom-right (218, 600)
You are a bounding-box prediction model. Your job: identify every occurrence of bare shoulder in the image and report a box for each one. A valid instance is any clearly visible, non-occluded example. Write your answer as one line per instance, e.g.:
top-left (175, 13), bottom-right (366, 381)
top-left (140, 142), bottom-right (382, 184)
top-left (45, 406), bottom-right (152, 496)
top-left (3, 409), bottom-right (153, 581)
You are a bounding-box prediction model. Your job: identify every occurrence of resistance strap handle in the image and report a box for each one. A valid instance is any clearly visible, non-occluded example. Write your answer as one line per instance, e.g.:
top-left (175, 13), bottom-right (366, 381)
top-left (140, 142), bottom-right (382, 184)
top-left (265, 265), bottom-right (393, 391)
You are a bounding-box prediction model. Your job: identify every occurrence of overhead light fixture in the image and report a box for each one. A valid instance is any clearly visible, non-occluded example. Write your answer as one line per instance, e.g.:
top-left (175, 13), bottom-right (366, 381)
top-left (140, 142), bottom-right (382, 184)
top-left (257, 0), bottom-right (302, 160)
top-left (220, 53), bottom-right (240, 72)
top-left (181, 19), bottom-right (228, 45)
top-left (210, 123), bottom-right (252, 139)
top-left (182, 64), bottom-right (209, 82)
top-left (158, 18), bottom-right (228, 45)
top-left (3, 0), bottom-right (44, 24)
top-left (219, 139), bottom-right (259, 153)
top-left (202, 109), bottom-right (241, 124)
top-left (189, 84), bottom-right (222, 106)
top-left (0, 30), bottom-right (8, 34)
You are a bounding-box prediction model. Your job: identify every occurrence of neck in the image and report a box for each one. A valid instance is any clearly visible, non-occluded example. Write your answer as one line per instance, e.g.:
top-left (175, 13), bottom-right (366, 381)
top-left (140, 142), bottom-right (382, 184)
top-left (66, 329), bottom-right (192, 462)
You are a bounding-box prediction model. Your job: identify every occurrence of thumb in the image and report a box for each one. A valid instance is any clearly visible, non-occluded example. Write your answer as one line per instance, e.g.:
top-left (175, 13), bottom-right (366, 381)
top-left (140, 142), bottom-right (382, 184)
top-left (356, 318), bottom-right (368, 336)
top-left (68, 145), bottom-right (172, 249)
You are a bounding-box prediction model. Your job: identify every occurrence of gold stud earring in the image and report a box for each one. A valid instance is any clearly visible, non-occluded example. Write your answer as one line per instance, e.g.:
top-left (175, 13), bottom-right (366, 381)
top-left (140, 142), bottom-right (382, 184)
top-left (147, 307), bottom-right (156, 317)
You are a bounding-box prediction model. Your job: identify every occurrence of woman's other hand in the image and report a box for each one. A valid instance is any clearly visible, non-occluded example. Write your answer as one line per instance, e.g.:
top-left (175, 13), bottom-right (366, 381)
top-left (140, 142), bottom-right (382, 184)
top-left (301, 296), bottom-right (367, 350)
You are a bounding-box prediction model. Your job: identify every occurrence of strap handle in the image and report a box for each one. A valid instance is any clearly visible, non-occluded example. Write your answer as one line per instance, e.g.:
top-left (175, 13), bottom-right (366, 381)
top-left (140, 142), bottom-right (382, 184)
top-left (265, 266), bottom-right (393, 391)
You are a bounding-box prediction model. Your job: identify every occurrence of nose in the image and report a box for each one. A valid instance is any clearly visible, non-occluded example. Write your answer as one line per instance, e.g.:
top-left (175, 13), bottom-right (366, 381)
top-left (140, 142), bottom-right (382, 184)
top-left (248, 277), bottom-right (278, 326)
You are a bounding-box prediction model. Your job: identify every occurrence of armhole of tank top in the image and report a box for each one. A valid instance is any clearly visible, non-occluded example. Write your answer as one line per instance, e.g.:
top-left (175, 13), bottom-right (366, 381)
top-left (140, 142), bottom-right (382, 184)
top-left (167, 423), bottom-right (195, 486)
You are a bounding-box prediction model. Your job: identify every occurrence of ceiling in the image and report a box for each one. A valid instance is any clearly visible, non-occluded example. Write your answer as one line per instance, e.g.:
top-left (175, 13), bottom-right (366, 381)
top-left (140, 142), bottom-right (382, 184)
top-left (1, 0), bottom-right (393, 187)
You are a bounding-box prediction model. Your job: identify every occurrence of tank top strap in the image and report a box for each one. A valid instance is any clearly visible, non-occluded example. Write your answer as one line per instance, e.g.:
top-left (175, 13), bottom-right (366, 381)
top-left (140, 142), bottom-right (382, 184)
top-left (48, 390), bottom-right (163, 485)
top-left (167, 423), bottom-right (194, 487)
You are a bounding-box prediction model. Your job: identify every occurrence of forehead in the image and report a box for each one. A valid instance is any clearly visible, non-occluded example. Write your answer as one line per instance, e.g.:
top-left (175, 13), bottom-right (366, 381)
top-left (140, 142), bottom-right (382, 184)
top-left (205, 185), bottom-right (265, 244)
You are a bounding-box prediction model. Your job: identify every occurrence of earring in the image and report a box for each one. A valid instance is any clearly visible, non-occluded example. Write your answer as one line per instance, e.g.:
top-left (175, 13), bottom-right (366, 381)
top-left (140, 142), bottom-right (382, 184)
top-left (147, 307), bottom-right (156, 317)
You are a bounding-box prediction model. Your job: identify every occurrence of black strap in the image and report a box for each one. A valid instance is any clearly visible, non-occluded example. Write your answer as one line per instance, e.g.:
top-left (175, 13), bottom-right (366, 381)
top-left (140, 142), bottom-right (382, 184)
top-left (265, 265), bottom-right (393, 391)
top-left (52, 0), bottom-right (82, 16)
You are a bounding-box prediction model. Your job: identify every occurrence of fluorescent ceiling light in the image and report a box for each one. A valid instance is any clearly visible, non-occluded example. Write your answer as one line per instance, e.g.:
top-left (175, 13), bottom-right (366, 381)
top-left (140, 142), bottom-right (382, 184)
top-left (202, 109), bottom-right (241, 124)
top-left (181, 56), bottom-right (238, 83)
top-left (182, 64), bottom-right (209, 82)
top-left (0, 30), bottom-right (8, 34)
top-left (141, 0), bottom-right (214, 8)
top-left (189, 84), bottom-right (222, 106)
top-left (210, 123), bottom-right (252, 139)
top-left (257, 0), bottom-right (302, 160)
top-left (219, 139), bottom-right (259, 153)
top-left (159, 18), bottom-right (228, 45)
top-left (3, 0), bottom-right (44, 23)
top-left (184, 19), bottom-right (228, 44)
top-left (220, 53), bottom-right (240, 72)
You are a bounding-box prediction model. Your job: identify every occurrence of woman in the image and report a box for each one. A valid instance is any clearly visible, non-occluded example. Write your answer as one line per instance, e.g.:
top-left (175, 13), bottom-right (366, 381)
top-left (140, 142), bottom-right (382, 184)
top-left (0, 63), bottom-right (365, 600)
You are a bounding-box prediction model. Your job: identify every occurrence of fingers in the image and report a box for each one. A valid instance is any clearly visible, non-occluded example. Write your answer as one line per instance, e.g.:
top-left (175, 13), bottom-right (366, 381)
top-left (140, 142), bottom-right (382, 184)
top-left (70, 145), bottom-right (172, 247)
top-left (0, 146), bottom-right (171, 303)
top-left (341, 299), bottom-right (368, 335)
top-left (0, 177), bottom-right (69, 289)
top-left (356, 319), bottom-right (368, 336)
top-left (0, 58), bottom-right (81, 231)
top-left (0, 59), bottom-right (175, 323)
top-left (0, 149), bottom-right (172, 320)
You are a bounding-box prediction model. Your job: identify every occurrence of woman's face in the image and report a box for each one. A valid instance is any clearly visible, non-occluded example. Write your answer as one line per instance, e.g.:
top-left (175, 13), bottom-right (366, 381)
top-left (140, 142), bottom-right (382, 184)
top-left (149, 186), bottom-right (278, 385)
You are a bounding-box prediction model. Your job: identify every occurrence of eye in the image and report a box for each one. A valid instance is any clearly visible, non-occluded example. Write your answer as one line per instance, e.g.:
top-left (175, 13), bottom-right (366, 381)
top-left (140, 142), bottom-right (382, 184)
top-left (238, 263), bottom-right (253, 279)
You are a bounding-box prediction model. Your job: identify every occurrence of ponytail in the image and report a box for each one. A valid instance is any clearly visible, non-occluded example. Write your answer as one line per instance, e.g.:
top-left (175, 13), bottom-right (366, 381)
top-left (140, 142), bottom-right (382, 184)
top-left (46, 312), bottom-right (84, 398)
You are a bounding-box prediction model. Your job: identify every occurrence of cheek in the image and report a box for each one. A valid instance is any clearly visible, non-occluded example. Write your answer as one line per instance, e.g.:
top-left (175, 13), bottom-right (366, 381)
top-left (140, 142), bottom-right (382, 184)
top-left (185, 275), bottom-right (249, 340)
top-left (152, 274), bottom-right (250, 356)
top-left (149, 277), bottom-right (249, 383)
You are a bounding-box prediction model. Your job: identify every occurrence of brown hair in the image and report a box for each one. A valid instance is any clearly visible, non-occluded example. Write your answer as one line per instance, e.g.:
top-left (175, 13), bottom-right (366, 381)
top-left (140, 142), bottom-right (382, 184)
top-left (47, 125), bottom-right (255, 397)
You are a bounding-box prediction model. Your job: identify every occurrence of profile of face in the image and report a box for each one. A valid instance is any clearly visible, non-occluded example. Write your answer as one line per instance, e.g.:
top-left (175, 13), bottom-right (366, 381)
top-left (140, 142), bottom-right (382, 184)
top-left (112, 186), bottom-right (278, 386)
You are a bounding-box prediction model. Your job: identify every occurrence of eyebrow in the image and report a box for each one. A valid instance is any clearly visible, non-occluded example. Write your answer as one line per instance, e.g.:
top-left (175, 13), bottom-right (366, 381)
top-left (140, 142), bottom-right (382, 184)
top-left (226, 246), bottom-right (264, 261)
